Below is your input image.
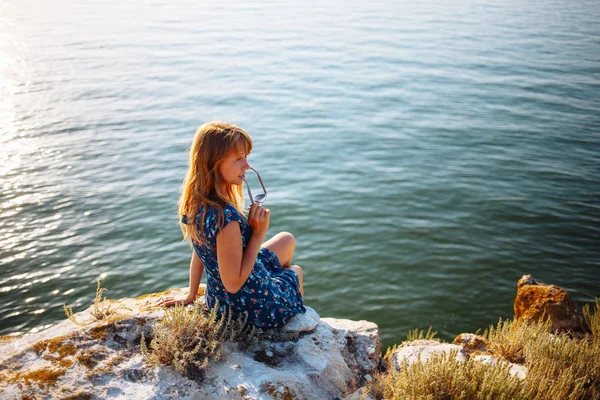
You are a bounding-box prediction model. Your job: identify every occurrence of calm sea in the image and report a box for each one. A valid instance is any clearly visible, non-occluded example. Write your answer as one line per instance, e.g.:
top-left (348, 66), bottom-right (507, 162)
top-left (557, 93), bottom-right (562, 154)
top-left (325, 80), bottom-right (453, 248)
top-left (1, 0), bottom-right (599, 349)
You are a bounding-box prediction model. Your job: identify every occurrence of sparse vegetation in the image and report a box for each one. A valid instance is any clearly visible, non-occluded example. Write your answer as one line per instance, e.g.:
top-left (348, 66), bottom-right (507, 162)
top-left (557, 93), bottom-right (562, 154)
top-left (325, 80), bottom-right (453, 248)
top-left (406, 327), bottom-right (438, 342)
top-left (11, 280), bottom-right (595, 399)
top-left (63, 280), bottom-right (129, 326)
top-left (484, 317), bottom-right (551, 364)
top-left (140, 301), bottom-right (300, 381)
top-left (519, 301), bottom-right (600, 400)
top-left (368, 299), bottom-right (600, 400)
top-left (372, 349), bottom-right (524, 400)
top-left (140, 301), bottom-right (230, 380)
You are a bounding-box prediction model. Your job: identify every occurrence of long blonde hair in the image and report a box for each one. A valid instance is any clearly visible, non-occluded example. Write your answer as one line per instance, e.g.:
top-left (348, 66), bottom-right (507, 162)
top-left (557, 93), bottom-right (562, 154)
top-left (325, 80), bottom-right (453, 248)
top-left (179, 122), bottom-right (252, 244)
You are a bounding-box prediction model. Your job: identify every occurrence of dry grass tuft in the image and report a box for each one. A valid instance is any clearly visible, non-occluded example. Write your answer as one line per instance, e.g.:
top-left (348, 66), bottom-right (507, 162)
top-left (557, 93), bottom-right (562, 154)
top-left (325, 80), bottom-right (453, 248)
top-left (484, 317), bottom-right (551, 364)
top-left (64, 280), bottom-right (129, 326)
top-left (371, 349), bottom-right (524, 400)
top-left (520, 299), bottom-right (600, 400)
top-left (584, 298), bottom-right (600, 339)
top-left (369, 299), bottom-right (600, 400)
top-left (140, 302), bottom-right (229, 380)
top-left (140, 302), bottom-right (299, 380)
top-left (406, 327), bottom-right (438, 342)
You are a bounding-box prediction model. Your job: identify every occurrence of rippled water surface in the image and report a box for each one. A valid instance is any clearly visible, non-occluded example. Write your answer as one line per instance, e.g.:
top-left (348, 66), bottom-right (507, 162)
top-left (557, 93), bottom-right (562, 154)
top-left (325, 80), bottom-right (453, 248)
top-left (1, 0), bottom-right (599, 348)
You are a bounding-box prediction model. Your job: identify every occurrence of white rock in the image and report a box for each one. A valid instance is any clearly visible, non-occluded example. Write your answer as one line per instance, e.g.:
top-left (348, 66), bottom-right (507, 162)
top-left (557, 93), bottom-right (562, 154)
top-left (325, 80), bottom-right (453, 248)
top-left (391, 341), bottom-right (467, 371)
top-left (0, 286), bottom-right (381, 400)
top-left (282, 306), bottom-right (320, 333)
top-left (471, 354), bottom-right (528, 380)
top-left (390, 340), bottom-right (528, 381)
top-left (321, 317), bottom-right (381, 379)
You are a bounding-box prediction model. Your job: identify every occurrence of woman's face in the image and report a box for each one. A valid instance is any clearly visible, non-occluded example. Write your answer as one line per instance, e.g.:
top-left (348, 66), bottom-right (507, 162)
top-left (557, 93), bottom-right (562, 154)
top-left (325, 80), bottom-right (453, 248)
top-left (218, 148), bottom-right (250, 187)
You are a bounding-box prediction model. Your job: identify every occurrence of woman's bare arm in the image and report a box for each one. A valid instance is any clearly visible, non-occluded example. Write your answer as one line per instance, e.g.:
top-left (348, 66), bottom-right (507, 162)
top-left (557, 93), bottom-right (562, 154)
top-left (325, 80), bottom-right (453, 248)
top-left (160, 250), bottom-right (204, 307)
top-left (185, 250), bottom-right (204, 303)
top-left (217, 205), bottom-right (269, 294)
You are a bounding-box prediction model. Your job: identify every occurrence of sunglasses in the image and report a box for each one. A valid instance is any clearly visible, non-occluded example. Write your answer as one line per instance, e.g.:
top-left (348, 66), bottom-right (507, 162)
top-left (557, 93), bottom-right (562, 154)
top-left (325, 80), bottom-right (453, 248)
top-left (242, 167), bottom-right (267, 206)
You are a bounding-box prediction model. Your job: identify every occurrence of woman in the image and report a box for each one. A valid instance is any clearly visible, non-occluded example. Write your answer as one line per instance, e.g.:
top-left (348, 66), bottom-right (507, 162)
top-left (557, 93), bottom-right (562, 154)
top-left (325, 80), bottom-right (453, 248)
top-left (161, 122), bottom-right (305, 328)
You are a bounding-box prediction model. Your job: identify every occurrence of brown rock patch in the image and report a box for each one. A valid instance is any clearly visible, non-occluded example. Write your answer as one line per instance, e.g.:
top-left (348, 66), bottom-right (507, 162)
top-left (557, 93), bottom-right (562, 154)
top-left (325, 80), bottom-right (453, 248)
top-left (514, 275), bottom-right (588, 335)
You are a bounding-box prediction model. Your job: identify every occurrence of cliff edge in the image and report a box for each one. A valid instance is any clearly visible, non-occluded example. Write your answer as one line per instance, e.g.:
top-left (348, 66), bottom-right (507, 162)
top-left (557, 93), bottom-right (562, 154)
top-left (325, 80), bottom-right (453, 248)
top-left (0, 285), bottom-right (380, 399)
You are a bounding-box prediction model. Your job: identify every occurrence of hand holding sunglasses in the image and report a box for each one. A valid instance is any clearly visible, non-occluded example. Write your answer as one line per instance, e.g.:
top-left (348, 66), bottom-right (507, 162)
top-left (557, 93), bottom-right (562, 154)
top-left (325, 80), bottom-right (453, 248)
top-left (242, 167), bottom-right (268, 206)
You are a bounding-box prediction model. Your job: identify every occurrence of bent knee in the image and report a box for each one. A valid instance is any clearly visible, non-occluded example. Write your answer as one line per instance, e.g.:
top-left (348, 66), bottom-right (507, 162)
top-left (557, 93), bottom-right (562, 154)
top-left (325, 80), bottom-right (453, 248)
top-left (279, 231), bottom-right (296, 247)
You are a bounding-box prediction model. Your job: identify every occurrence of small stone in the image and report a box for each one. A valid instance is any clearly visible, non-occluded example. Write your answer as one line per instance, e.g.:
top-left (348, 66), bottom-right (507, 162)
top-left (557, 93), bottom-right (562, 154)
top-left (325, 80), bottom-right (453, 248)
top-left (452, 333), bottom-right (491, 356)
top-left (364, 374), bottom-right (372, 382)
top-left (237, 385), bottom-right (248, 396)
top-left (265, 350), bottom-right (274, 357)
top-left (282, 306), bottom-right (320, 333)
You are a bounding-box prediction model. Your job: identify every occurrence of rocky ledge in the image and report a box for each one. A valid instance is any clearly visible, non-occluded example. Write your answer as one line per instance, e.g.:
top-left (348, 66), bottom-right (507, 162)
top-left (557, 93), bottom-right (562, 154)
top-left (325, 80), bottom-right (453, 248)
top-left (0, 286), bottom-right (381, 400)
top-left (0, 275), bottom-right (592, 399)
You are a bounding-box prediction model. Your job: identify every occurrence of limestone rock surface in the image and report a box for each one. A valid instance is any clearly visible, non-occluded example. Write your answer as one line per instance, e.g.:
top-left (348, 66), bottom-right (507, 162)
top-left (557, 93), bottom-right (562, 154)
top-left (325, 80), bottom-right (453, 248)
top-left (470, 354), bottom-right (528, 380)
top-left (390, 339), bottom-right (527, 380)
top-left (282, 306), bottom-right (320, 333)
top-left (391, 340), bottom-right (467, 371)
top-left (514, 274), bottom-right (588, 334)
top-left (321, 317), bottom-right (381, 384)
top-left (0, 285), bottom-right (381, 400)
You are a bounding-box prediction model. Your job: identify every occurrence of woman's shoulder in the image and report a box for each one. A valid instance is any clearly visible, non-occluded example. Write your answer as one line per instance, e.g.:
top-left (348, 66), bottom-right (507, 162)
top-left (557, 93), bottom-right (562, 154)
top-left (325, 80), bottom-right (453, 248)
top-left (223, 203), bottom-right (245, 222)
top-left (199, 203), bottom-right (244, 221)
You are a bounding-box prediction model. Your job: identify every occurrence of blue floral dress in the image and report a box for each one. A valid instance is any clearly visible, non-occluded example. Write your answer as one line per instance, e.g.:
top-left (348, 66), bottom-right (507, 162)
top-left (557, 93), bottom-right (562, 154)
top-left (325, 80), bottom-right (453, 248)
top-left (187, 204), bottom-right (305, 328)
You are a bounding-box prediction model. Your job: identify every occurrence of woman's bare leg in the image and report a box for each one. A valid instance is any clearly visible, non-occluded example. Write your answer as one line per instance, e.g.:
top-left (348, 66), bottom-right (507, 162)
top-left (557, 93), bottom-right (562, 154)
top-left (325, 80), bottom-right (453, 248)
top-left (262, 231), bottom-right (296, 268)
top-left (263, 232), bottom-right (304, 296)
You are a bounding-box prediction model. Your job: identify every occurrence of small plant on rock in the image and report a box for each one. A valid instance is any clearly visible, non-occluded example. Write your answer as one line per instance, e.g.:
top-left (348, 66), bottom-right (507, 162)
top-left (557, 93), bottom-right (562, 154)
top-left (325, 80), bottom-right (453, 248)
top-left (406, 326), bottom-right (438, 342)
top-left (371, 349), bottom-right (524, 400)
top-left (64, 280), bottom-right (126, 326)
top-left (484, 317), bottom-right (551, 364)
top-left (368, 299), bottom-right (600, 400)
top-left (140, 302), bottom-right (300, 380)
top-left (140, 302), bottom-right (228, 380)
top-left (520, 299), bottom-right (600, 400)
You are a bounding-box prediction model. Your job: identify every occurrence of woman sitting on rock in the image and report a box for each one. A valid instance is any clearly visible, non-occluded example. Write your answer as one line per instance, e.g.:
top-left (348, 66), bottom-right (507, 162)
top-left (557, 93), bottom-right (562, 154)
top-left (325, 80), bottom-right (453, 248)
top-left (161, 122), bottom-right (305, 328)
